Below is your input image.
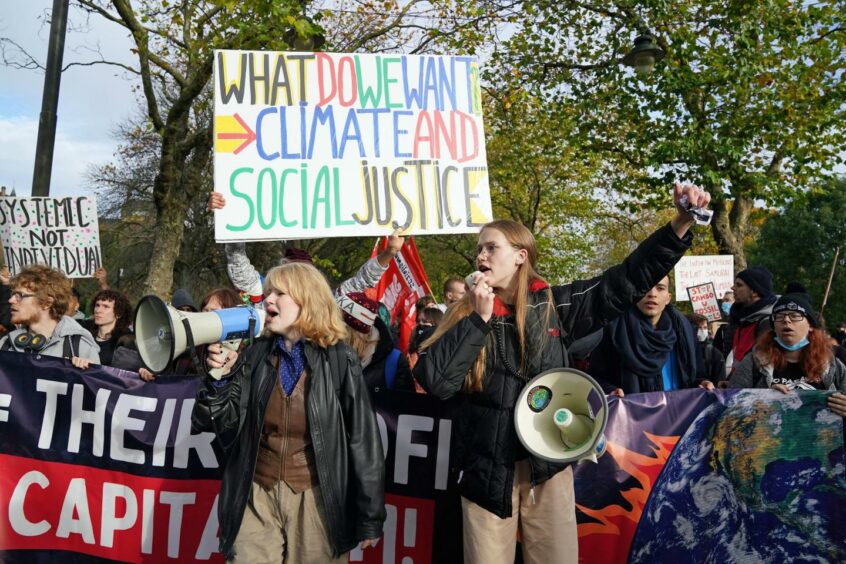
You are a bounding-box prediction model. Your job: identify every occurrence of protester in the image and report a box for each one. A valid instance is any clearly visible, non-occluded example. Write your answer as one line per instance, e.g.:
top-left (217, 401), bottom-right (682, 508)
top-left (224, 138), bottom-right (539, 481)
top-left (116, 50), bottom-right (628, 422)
top-left (171, 288), bottom-right (198, 312)
top-left (438, 276), bottom-right (467, 311)
top-left (0, 265), bottom-right (99, 367)
top-left (713, 267), bottom-right (777, 371)
top-left (729, 293), bottom-right (846, 416)
top-left (415, 184), bottom-right (709, 564)
top-left (339, 292), bottom-right (414, 392)
top-left (720, 290), bottom-right (734, 318)
top-left (408, 306), bottom-right (443, 360)
top-left (82, 289), bottom-right (134, 367)
top-left (200, 287), bottom-right (243, 312)
top-left (193, 262), bottom-right (385, 561)
top-left (687, 313), bottom-right (727, 386)
top-left (587, 276), bottom-right (709, 395)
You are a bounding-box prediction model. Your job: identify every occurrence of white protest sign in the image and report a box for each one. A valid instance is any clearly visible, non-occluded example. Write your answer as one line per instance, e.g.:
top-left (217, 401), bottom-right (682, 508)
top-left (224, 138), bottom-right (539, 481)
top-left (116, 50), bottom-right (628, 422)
top-left (674, 255), bottom-right (734, 302)
top-left (687, 282), bottom-right (722, 321)
top-left (0, 196), bottom-right (102, 278)
top-left (213, 50), bottom-right (492, 242)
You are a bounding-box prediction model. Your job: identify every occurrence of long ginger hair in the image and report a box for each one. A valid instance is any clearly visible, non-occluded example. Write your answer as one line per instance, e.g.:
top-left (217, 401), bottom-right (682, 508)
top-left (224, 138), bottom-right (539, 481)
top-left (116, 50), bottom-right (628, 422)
top-left (421, 220), bottom-right (552, 392)
top-left (756, 328), bottom-right (833, 383)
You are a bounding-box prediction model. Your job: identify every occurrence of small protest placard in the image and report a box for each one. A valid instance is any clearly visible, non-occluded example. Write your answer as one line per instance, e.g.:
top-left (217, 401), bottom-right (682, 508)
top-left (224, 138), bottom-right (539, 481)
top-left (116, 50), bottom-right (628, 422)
top-left (213, 50), bottom-right (492, 242)
top-left (674, 255), bottom-right (734, 301)
top-left (0, 196), bottom-right (102, 278)
top-left (687, 282), bottom-right (722, 321)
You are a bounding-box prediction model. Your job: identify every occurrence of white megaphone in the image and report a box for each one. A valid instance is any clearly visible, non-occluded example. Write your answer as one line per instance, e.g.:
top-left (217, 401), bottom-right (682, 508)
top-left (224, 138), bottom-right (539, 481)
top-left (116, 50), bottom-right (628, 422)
top-left (514, 367), bottom-right (609, 464)
top-left (134, 295), bottom-right (265, 378)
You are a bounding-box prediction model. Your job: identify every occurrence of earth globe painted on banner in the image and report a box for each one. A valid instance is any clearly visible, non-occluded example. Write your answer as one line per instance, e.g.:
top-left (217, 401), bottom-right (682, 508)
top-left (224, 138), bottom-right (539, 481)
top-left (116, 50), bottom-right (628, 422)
top-left (630, 389), bottom-right (846, 563)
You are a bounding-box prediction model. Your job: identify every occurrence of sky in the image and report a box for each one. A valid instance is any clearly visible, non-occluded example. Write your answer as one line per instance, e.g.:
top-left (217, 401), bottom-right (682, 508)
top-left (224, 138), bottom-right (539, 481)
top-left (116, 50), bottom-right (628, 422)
top-left (0, 1), bottom-right (137, 198)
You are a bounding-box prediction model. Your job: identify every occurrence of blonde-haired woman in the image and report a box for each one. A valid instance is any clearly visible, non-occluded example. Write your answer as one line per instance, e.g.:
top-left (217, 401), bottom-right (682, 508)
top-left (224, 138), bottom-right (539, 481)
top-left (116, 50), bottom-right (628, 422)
top-left (193, 262), bottom-right (385, 562)
top-left (415, 185), bottom-right (709, 563)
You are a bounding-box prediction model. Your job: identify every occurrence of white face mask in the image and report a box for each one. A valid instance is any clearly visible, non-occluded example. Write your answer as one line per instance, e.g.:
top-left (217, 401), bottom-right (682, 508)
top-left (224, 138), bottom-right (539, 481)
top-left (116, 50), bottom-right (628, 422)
top-left (697, 328), bottom-right (709, 342)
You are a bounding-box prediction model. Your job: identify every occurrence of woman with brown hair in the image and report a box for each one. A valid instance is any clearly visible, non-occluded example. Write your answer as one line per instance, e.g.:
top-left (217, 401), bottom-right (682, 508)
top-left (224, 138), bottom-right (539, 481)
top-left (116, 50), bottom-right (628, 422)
top-left (193, 262), bottom-right (385, 562)
top-left (730, 292), bottom-right (846, 415)
top-left (414, 185), bottom-right (710, 563)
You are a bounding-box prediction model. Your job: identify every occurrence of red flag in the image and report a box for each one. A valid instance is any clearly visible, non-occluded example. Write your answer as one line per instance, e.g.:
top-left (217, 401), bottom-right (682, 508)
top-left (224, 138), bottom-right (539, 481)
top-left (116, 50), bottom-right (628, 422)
top-left (372, 237), bottom-right (433, 352)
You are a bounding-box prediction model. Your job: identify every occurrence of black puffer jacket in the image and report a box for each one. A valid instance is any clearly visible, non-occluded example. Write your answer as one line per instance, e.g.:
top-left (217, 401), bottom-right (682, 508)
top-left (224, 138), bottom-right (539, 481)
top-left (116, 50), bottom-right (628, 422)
top-left (192, 338), bottom-right (385, 559)
top-left (414, 224), bottom-right (691, 518)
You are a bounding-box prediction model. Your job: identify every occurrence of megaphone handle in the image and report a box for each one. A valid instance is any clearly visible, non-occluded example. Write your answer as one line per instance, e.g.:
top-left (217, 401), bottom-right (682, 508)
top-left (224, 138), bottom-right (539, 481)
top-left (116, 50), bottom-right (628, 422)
top-left (208, 339), bottom-right (242, 380)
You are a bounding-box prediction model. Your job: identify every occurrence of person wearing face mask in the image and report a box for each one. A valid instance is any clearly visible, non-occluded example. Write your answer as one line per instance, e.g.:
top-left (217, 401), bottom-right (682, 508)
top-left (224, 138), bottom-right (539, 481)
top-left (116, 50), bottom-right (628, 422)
top-left (415, 184), bottom-right (710, 564)
top-left (687, 313), bottom-right (727, 386)
top-left (587, 276), bottom-right (710, 396)
top-left (720, 290), bottom-right (734, 318)
top-left (729, 293), bottom-right (846, 417)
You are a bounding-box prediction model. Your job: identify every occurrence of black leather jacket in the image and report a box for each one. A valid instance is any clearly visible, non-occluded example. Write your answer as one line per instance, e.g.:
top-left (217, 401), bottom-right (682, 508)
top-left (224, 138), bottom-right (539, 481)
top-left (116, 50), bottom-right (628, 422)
top-left (414, 224), bottom-right (691, 518)
top-left (192, 338), bottom-right (385, 559)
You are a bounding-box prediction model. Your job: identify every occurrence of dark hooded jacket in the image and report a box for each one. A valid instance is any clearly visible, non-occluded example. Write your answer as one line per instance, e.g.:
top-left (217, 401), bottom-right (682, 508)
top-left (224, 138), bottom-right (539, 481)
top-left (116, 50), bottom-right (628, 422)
top-left (192, 338), bottom-right (385, 559)
top-left (414, 223), bottom-right (691, 518)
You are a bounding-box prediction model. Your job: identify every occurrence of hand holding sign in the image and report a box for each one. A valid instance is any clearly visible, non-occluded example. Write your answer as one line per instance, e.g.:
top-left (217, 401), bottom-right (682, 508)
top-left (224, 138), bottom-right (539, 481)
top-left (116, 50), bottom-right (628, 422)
top-left (671, 183), bottom-right (711, 237)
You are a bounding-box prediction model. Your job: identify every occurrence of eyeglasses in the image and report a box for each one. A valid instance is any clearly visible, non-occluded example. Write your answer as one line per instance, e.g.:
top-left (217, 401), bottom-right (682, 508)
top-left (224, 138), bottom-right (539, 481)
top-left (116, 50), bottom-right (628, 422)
top-left (773, 312), bottom-right (806, 323)
top-left (10, 291), bottom-right (37, 302)
top-left (476, 242), bottom-right (520, 257)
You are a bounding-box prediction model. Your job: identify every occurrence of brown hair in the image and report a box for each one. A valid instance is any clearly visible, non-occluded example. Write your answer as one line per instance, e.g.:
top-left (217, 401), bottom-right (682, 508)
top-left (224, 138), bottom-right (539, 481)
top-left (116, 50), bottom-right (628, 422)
top-left (200, 287), bottom-right (242, 310)
top-left (422, 220), bottom-right (552, 392)
top-left (11, 265), bottom-right (72, 321)
top-left (757, 328), bottom-right (833, 383)
top-left (263, 262), bottom-right (348, 348)
top-left (91, 289), bottom-right (134, 334)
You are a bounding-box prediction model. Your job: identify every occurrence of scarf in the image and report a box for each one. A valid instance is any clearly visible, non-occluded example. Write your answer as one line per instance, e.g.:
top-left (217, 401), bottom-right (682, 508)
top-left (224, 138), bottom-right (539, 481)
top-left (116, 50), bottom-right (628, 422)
top-left (275, 338), bottom-right (306, 395)
top-left (728, 295), bottom-right (777, 325)
top-left (608, 305), bottom-right (699, 393)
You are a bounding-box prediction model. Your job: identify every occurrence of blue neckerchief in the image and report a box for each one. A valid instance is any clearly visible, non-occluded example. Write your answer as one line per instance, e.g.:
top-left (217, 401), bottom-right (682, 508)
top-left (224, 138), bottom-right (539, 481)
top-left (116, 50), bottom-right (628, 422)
top-left (276, 337), bottom-right (306, 395)
top-left (775, 335), bottom-right (810, 351)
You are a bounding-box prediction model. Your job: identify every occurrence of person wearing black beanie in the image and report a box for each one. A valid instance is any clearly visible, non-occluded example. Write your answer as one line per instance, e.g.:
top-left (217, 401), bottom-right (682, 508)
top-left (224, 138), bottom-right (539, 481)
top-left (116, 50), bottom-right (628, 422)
top-left (713, 266), bottom-right (777, 373)
top-left (729, 292), bottom-right (846, 418)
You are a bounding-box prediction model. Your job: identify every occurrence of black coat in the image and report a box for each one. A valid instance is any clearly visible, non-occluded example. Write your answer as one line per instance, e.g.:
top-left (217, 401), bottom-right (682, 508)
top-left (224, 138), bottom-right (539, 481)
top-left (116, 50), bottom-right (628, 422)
top-left (192, 338), bottom-right (385, 559)
top-left (414, 223), bottom-right (691, 518)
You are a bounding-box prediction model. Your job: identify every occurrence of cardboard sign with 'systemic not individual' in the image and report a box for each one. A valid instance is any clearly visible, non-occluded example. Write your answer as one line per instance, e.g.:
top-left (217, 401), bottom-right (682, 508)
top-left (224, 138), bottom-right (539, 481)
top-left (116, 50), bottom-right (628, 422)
top-left (0, 196), bottom-right (101, 278)
top-left (213, 50), bottom-right (492, 242)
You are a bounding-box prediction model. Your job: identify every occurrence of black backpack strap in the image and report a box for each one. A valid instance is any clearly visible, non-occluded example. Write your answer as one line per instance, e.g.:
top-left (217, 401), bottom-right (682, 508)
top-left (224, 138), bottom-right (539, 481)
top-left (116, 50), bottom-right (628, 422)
top-left (1, 337), bottom-right (13, 352)
top-left (62, 334), bottom-right (82, 359)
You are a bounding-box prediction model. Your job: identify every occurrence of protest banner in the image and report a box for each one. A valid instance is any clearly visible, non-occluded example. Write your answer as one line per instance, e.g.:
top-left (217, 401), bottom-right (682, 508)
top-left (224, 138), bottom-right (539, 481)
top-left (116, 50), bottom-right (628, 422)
top-left (686, 282), bottom-right (722, 321)
top-left (673, 255), bottom-right (734, 301)
top-left (0, 196), bottom-right (101, 277)
top-left (2, 353), bottom-right (842, 563)
top-left (213, 51), bottom-right (492, 242)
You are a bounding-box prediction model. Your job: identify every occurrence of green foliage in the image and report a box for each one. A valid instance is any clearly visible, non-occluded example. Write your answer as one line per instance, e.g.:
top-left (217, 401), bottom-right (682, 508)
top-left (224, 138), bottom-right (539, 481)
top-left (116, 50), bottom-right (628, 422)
top-left (482, 0), bottom-right (846, 265)
top-left (748, 177), bottom-right (846, 324)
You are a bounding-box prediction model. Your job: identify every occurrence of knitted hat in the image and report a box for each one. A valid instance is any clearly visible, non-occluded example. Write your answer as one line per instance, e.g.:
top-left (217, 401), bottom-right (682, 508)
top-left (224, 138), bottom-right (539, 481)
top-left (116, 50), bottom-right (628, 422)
top-left (284, 247), bottom-right (313, 264)
top-left (736, 267), bottom-right (774, 299)
top-left (772, 293), bottom-right (818, 327)
top-left (337, 292), bottom-right (379, 333)
top-left (171, 288), bottom-right (198, 312)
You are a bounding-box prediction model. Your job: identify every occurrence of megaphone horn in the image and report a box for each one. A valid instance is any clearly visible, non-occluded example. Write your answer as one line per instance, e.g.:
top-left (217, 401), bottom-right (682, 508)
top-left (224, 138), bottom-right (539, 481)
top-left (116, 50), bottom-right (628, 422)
top-left (134, 295), bottom-right (265, 375)
top-left (514, 367), bottom-right (609, 464)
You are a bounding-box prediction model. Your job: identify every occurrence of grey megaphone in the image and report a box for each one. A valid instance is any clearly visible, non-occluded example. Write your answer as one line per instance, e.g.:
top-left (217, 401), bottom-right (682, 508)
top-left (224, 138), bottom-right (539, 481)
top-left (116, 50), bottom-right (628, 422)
top-left (134, 295), bottom-right (265, 377)
top-left (514, 367), bottom-right (609, 464)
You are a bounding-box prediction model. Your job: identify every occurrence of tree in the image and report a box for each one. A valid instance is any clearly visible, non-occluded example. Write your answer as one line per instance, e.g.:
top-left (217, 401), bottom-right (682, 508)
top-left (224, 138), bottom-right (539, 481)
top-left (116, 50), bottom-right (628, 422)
top-left (484, 0), bottom-right (846, 269)
top-left (748, 177), bottom-right (846, 325)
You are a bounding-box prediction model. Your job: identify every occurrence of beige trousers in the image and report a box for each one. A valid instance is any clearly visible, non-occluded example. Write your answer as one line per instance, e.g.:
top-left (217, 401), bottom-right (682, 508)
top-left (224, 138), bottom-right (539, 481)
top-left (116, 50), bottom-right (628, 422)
top-left (231, 481), bottom-right (348, 564)
top-left (462, 461), bottom-right (578, 564)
